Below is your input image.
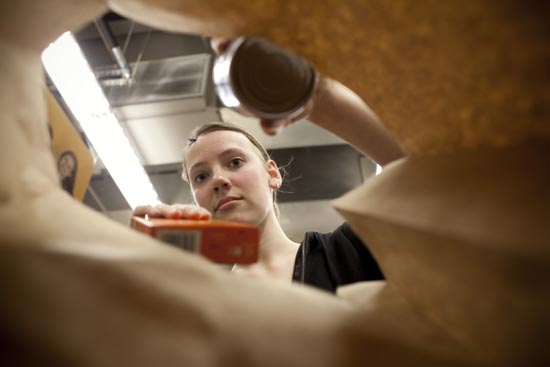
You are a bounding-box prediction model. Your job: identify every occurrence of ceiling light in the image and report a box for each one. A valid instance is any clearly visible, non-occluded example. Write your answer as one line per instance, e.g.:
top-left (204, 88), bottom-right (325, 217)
top-left (42, 31), bottom-right (159, 209)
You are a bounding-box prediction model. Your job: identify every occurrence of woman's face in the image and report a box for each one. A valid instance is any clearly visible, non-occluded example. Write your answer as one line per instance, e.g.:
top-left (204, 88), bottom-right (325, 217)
top-left (185, 130), bottom-right (280, 225)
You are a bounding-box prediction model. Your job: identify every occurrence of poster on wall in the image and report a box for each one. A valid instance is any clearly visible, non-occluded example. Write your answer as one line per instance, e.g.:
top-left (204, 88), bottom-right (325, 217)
top-left (46, 89), bottom-right (94, 202)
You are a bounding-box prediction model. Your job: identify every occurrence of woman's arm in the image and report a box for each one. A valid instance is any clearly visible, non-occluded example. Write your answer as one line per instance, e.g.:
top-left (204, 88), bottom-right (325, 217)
top-left (261, 75), bottom-right (406, 166)
top-left (308, 76), bottom-right (405, 166)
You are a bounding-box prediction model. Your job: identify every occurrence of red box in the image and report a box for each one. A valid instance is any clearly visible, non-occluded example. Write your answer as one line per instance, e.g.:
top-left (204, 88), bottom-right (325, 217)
top-left (130, 216), bottom-right (259, 264)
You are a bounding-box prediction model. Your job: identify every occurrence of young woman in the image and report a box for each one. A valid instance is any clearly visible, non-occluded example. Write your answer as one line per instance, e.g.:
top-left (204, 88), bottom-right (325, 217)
top-left (134, 75), bottom-right (405, 293)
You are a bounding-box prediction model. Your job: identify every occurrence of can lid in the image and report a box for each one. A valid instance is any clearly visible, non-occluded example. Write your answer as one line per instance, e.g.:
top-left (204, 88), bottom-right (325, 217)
top-left (229, 37), bottom-right (317, 118)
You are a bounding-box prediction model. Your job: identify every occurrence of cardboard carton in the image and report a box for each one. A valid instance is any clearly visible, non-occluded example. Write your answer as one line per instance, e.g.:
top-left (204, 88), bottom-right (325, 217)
top-left (130, 216), bottom-right (259, 264)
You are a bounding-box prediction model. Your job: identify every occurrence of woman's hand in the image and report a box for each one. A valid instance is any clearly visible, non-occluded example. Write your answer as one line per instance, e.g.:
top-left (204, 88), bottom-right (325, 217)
top-left (258, 85), bottom-right (317, 136)
top-left (133, 203), bottom-right (211, 220)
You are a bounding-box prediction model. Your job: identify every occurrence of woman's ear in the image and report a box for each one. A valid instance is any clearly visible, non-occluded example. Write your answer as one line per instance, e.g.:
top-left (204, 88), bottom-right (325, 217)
top-left (266, 160), bottom-right (282, 189)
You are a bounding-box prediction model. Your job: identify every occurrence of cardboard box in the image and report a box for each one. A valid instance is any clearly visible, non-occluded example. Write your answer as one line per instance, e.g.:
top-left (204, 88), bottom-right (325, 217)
top-left (130, 216), bottom-right (259, 264)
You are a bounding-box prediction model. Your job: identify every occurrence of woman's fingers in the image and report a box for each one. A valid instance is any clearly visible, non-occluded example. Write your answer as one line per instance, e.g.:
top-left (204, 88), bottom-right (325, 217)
top-left (260, 119), bottom-right (295, 136)
top-left (133, 204), bottom-right (161, 217)
top-left (259, 97), bottom-right (315, 135)
top-left (210, 37), bottom-right (232, 54)
top-left (132, 203), bottom-right (211, 220)
top-left (171, 204), bottom-right (211, 220)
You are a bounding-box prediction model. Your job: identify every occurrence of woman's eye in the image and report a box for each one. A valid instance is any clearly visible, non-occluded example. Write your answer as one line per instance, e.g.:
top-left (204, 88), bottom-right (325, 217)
top-left (193, 173), bottom-right (207, 184)
top-left (229, 158), bottom-right (244, 168)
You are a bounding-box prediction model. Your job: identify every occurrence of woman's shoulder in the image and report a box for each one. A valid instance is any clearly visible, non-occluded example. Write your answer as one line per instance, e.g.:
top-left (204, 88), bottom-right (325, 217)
top-left (300, 222), bottom-right (384, 287)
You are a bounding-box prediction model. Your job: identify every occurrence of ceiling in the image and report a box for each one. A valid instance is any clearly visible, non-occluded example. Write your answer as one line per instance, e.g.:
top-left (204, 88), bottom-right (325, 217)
top-left (54, 11), bottom-right (378, 240)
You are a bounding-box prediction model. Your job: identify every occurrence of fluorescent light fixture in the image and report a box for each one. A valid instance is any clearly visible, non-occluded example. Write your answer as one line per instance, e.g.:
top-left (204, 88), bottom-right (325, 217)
top-left (42, 31), bottom-right (159, 209)
top-left (375, 164), bottom-right (382, 176)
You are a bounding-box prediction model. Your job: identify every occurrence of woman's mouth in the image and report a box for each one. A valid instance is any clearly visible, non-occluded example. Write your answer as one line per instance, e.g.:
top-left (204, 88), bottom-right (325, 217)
top-left (215, 196), bottom-right (241, 212)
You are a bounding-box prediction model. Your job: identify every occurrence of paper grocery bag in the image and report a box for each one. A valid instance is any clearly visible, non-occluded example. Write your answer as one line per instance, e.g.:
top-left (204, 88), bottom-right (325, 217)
top-left (332, 139), bottom-right (550, 364)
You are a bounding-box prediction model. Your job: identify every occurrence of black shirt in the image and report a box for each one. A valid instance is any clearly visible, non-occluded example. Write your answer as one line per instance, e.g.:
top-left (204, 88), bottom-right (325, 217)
top-left (292, 222), bottom-right (384, 293)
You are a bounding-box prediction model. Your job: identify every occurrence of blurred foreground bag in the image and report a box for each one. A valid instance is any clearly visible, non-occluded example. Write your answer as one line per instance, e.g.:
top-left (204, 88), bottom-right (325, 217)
top-left (1, 0), bottom-right (549, 366)
top-left (333, 138), bottom-right (550, 364)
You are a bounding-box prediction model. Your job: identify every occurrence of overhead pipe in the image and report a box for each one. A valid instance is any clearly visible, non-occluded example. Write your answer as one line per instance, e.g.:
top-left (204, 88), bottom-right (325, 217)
top-left (94, 16), bottom-right (132, 80)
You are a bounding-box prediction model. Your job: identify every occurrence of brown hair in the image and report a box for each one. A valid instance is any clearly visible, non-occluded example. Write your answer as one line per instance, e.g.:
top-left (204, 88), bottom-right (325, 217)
top-left (181, 122), bottom-right (280, 217)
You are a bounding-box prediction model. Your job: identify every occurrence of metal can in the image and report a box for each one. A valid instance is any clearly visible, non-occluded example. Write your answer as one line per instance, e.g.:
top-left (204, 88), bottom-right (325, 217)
top-left (213, 37), bottom-right (319, 121)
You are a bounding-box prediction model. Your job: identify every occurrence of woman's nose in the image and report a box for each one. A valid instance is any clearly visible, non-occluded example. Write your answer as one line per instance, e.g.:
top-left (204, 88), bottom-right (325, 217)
top-left (212, 172), bottom-right (231, 192)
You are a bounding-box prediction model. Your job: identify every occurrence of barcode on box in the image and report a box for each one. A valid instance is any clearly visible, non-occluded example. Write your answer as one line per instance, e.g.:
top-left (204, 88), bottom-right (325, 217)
top-left (156, 230), bottom-right (201, 253)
